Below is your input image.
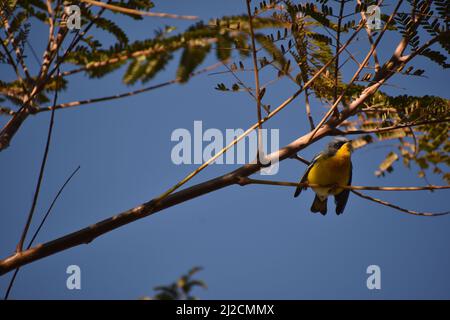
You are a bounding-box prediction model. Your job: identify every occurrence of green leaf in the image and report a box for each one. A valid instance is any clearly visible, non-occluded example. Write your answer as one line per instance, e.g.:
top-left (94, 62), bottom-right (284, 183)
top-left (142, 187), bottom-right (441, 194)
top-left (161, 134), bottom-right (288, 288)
top-left (254, 33), bottom-right (287, 70)
top-left (216, 34), bottom-right (233, 61)
top-left (177, 44), bottom-right (210, 82)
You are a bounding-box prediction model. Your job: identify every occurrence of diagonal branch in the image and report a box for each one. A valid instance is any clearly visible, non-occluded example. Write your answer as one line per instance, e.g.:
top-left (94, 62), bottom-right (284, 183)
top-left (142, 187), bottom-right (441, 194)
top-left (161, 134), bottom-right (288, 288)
top-left (357, 0), bottom-right (381, 72)
top-left (351, 190), bottom-right (450, 217)
top-left (35, 62), bottom-right (224, 113)
top-left (79, 0), bottom-right (198, 20)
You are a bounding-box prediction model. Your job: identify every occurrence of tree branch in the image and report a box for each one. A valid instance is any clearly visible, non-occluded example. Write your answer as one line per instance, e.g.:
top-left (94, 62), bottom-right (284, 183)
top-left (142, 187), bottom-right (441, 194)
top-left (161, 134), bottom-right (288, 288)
top-left (351, 190), bottom-right (450, 217)
top-left (246, 0), bottom-right (264, 162)
top-left (339, 118), bottom-right (450, 135)
top-left (236, 177), bottom-right (450, 191)
top-left (79, 0), bottom-right (198, 20)
top-left (333, 0), bottom-right (346, 117)
top-left (238, 177), bottom-right (450, 217)
top-left (357, 0), bottom-right (380, 72)
top-left (35, 62), bottom-right (224, 113)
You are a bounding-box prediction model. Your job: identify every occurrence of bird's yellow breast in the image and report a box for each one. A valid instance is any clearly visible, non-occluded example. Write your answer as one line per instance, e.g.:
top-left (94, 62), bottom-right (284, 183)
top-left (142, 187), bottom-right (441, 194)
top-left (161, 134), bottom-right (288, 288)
top-left (307, 144), bottom-right (351, 197)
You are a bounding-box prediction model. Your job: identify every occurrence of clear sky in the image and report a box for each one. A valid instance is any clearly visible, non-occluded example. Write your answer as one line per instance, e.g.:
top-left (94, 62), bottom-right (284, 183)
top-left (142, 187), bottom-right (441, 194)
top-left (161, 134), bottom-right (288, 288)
top-left (0, 0), bottom-right (449, 299)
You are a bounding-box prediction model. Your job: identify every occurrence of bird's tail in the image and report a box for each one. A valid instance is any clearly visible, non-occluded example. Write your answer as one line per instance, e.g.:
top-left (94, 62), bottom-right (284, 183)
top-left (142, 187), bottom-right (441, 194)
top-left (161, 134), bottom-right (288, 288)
top-left (311, 195), bottom-right (327, 215)
top-left (293, 184), bottom-right (303, 197)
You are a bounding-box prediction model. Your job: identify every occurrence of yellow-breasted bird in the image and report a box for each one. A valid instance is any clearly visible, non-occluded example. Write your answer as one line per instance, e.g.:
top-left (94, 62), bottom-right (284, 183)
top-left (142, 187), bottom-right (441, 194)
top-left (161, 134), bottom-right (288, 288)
top-left (294, 137), bottom-right (353, 215)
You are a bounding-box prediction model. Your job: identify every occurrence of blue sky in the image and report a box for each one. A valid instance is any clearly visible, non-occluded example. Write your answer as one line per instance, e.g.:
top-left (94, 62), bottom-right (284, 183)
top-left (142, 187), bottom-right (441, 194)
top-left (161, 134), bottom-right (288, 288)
top-left (0, 0), bottom-right (449, 299)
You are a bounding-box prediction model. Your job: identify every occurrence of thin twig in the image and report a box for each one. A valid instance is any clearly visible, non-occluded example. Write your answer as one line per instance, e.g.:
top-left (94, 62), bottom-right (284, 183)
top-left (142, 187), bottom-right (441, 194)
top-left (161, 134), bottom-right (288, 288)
top-left (4, 166), bottom-right (81, 300)
top-left (304, 90), bottom-right (315, 130)
top-left (240, 177), bottom-right (450, 216)
top-left (220, 62), bottom-right (270, 114)
top-left (237, 177), bottom-right (450, 191)
top-left (333, 0), bottom-right (346, 116)
top-left (340, 118), bottom-right (450, 135)
top-left (0, 107), bottom-right (15, 116)
top-left (319, 20), bottom-right (364, 69)
top-left (15, 66), bottom-right (61, 252)
top-left (0, 34), bottom-right (29, 97)
top-left (246, 0), bottom-right (264, 163)
top-left (290, 154), bottom-right (311, 165)
top-left (36, 62), bottom-right (224, 113)
top-left (79, 0), bottom-right (198, 20)
top-left (288, 15), bottom-right (315, 129)
top-left (357, 0), bottom-right (381, 72)
top-left (351, 190), bottom-right (450, 216)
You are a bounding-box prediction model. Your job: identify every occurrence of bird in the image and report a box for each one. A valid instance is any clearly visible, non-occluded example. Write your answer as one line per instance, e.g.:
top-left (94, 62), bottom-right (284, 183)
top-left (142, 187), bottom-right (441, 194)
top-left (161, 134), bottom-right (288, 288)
top-left (294, 137), bottom-right (353, 215)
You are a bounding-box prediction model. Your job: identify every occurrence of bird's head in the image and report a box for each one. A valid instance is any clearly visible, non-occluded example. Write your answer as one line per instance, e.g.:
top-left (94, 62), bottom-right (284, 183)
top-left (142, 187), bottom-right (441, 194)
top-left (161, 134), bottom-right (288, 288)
top-left (325, 137), bottom-right (353, 156)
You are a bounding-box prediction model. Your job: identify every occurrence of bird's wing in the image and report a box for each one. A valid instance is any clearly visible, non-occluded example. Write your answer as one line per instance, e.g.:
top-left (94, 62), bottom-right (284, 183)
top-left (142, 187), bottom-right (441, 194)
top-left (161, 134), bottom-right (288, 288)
top-left (293, 153), bottom-right (322, 198)
top-left (334, 162), bottom-right (352, 215)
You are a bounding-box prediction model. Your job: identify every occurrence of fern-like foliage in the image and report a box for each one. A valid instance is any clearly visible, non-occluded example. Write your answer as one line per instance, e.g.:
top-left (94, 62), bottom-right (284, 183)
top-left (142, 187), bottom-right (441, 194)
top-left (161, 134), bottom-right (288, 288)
top-left (347, 91), bottom-right (450, 183)
top-left (141, 266), bottom-right (207, 300)
top-left (395, 0), bottom-right (449, 69)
